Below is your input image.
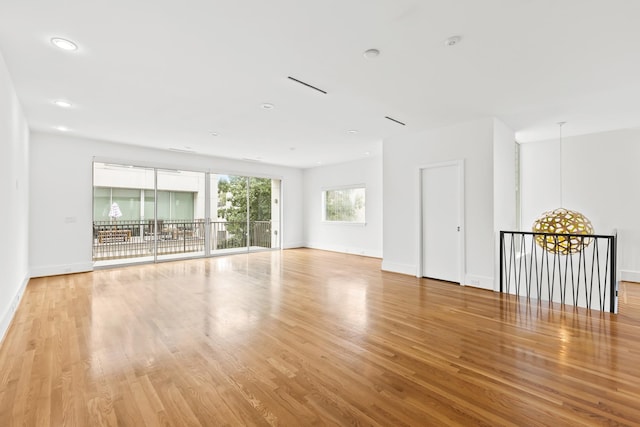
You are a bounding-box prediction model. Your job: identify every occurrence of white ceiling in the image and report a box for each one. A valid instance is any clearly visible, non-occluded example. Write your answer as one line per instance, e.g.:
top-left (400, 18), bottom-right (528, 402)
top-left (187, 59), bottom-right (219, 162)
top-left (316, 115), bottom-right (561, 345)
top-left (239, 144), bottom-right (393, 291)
top-left (1, 0), bottom-right (639, 168)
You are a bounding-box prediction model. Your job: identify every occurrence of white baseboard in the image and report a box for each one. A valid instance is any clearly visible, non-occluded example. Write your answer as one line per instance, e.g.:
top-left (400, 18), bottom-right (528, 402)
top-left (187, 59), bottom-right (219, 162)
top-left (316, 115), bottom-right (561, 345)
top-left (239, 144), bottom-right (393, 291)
top-left (0, 274), bottom-right (29, 344)
top-left (381, 260), bottom-right (416, 276)
top-left (30, 262), bottom-right (93, 278)
top-left (464, 274), bottom-right (495, 291)
top-left (304, 242), bottom-right (382, 258)
top-left (620, 270), bottom-right (640, 283)
top-left (283, 241), bottom-right (305, 249)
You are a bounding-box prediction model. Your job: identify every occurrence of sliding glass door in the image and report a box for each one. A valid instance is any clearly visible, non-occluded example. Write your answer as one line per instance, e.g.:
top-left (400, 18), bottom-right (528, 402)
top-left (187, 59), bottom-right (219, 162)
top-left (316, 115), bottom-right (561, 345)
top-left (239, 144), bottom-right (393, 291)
top-left (250, 177), bottom-right (280, 250)
top-left (93, 162), bottom-right (281, 266)
top-left (210, 175), bottom-right (281, 255)
top-left (156, 169), bottom-right (206, 261)
top-left (92, 164), bottom-right (156, 264)
top-left (211, 174), bottom-right (248, 253)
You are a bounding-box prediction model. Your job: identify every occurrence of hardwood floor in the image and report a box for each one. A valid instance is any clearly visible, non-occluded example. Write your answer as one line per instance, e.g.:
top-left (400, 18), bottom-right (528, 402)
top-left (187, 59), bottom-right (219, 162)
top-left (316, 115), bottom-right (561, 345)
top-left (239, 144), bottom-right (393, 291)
top-left (1, 248), bottom-right (640, 426)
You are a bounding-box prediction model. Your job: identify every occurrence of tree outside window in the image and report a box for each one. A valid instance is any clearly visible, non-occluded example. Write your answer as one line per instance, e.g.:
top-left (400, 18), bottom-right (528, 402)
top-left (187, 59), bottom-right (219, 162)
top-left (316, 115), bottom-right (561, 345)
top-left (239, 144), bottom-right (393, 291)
top-left (217, 176), bottom-right (272, 245)
top-left (323, 187), bottom-right (365, 223)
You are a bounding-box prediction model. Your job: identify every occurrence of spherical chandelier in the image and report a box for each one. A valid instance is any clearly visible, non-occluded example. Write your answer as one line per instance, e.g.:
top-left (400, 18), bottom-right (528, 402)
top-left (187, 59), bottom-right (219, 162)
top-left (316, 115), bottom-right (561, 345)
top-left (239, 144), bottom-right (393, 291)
top-left (532, 208), bottom-right (593, 255)
top-left (532, 122), bottom-right (594, 255)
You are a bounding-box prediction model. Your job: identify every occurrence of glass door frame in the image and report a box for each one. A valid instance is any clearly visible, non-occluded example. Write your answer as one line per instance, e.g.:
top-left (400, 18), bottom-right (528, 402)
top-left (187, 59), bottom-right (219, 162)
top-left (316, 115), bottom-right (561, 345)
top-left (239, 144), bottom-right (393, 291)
top-left (92, 158), bottom-right (282, 266)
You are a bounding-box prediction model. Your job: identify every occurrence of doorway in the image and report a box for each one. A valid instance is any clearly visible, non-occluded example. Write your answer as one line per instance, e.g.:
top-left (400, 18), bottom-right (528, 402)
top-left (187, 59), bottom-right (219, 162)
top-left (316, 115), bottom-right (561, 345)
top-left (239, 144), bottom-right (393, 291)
top-left (420, 161), bottom-right (464, 283)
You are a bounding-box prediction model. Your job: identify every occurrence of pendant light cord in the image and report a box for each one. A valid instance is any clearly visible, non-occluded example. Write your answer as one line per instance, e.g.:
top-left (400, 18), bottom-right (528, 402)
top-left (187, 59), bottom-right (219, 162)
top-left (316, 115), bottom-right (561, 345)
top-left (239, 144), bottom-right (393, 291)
top-left (558, 121), bottom-right (565, 207)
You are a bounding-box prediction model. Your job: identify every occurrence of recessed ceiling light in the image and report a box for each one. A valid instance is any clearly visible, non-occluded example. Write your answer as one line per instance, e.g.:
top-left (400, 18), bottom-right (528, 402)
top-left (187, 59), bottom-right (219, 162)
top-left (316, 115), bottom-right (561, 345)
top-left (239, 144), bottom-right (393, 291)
top-left (210, 132), bottom-right (219, 137)
top-left (444, 35), bottom-right (462, 47)
top-left (53, 100), bottom-right (72, 108)
top-left (55, 126), bottom-right (69, 132)
top-left (50, 37), bottom-right (78, 51)
top-left (347, 129), bottom-right (358, 134)
top-left (261, 103), bottom-right (274, 110)
top-left (316, 161), bottom-right (322, 165)
top-left (363, 48), bottom-right (380, 59)
top-left (365, 151), bottom-right (371, 156)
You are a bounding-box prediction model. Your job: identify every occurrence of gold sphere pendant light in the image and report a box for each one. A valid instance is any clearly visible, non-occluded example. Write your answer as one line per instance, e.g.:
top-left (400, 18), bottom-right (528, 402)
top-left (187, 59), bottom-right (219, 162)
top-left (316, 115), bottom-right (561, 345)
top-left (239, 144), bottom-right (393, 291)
top-left (533, 207), bottom-right (593, 255)
top-left (532, 122), bottom-right (593, 255)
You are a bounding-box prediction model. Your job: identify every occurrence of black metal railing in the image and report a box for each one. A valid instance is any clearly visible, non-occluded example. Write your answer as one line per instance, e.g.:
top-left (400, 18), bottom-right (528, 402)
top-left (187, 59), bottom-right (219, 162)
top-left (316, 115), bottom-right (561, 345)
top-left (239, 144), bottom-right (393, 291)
top-left (499, 231), bottom-right (618, 313)
top-left (210, 220), bottom-right (272, 250)
top-left (93, 220), bottom-right (206, 261)
top-left (93, 219), bottom-right (272, 261)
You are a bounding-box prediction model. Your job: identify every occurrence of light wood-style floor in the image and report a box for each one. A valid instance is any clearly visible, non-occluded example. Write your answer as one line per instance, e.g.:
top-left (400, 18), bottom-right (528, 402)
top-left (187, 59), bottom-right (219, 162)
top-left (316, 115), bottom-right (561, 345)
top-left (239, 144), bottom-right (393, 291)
top-left (1, 249), bottom-right (640, 426)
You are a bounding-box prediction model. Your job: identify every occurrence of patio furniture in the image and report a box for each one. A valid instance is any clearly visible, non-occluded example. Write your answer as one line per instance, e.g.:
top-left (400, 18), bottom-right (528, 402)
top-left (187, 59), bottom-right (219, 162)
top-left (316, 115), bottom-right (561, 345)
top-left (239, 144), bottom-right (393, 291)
top-left (98, 229), bottom-right (131, 243)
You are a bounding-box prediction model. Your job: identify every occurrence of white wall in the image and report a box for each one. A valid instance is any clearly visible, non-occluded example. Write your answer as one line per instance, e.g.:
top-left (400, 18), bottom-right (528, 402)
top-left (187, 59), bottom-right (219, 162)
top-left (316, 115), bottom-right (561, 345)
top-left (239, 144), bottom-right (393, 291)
top-left (303, 154), bottom-right (383, 257)
top-left (520, 139), bottom-right (561, 231)
top-left (0, 52), bottom-right (30, 342)
top-left (520, 128), bottom-right (640, 282)
top-left (493, 118), bottom-right (517, 289)
top-left (382, 118), bottom-right (497, 289)
top-left (493, 119), bottom-right (517, 232)
top-left (29, 132), bottom-right (304, 277)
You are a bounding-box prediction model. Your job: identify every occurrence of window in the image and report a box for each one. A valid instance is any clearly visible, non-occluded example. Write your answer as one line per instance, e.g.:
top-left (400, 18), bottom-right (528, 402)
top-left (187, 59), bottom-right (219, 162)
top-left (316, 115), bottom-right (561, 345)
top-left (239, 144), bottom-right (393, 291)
top-left (323, 186), bottom-right (365, 223)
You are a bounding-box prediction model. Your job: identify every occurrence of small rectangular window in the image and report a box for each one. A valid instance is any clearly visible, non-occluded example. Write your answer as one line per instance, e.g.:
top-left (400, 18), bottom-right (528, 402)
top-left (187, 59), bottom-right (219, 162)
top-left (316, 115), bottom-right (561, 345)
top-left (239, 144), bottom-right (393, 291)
top-left (323, 186), bottom-right (365, 223)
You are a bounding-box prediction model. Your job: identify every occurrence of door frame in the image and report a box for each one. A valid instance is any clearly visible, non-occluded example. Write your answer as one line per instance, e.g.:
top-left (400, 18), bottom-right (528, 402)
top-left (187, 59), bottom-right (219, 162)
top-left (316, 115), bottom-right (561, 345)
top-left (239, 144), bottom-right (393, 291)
top-left (416, 160), bottom-right (466, 283)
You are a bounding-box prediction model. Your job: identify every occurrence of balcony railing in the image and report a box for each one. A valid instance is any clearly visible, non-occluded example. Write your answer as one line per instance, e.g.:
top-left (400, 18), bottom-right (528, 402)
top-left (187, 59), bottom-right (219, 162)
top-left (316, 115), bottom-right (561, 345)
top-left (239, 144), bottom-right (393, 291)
top-left (210, 220), bottom-right (271, 250)
top-left (93, 219), bottom-right (273, 261)
top-left (499, 231), bottom-right (618, 313)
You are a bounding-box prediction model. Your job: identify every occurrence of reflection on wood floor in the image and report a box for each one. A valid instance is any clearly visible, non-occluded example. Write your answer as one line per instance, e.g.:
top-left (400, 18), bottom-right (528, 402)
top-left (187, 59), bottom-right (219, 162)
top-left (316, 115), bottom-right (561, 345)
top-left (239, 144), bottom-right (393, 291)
top-left (1, 248), bottom-right (639, 426)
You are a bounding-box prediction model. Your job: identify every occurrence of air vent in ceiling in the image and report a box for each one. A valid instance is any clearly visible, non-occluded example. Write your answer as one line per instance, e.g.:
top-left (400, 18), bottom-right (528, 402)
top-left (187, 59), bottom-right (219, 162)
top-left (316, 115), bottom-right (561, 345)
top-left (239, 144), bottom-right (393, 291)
top-left (385, 116), bottom-right (406, 126)
top-left (168, 147), bottom-right (196, 154)
top-left (287, 76), bottom-right (327, 94)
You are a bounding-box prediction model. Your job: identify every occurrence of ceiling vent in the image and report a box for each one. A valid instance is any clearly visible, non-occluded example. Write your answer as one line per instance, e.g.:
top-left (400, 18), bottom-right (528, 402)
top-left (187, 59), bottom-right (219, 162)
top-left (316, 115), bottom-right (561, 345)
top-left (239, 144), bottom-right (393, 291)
top-left (385, 116), bottom-right (406, 126)
top-left (287, 76), bottom-right (327, 94)
top-left (168, 147), bottom-right (196, 154)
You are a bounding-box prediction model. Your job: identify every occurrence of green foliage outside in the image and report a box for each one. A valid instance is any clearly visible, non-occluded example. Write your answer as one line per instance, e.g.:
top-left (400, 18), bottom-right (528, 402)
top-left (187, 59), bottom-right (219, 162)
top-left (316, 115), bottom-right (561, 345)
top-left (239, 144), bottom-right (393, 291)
top-left (325, 188), bottom-right (365, 222)
top-left (217, 176), bottom-right (271, 244)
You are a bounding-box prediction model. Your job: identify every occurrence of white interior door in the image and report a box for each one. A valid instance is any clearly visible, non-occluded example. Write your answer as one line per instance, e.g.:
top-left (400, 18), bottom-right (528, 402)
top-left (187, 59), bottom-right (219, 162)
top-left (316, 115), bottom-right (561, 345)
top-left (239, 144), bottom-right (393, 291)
top-left (422, 163), bottom-right (461, 283)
